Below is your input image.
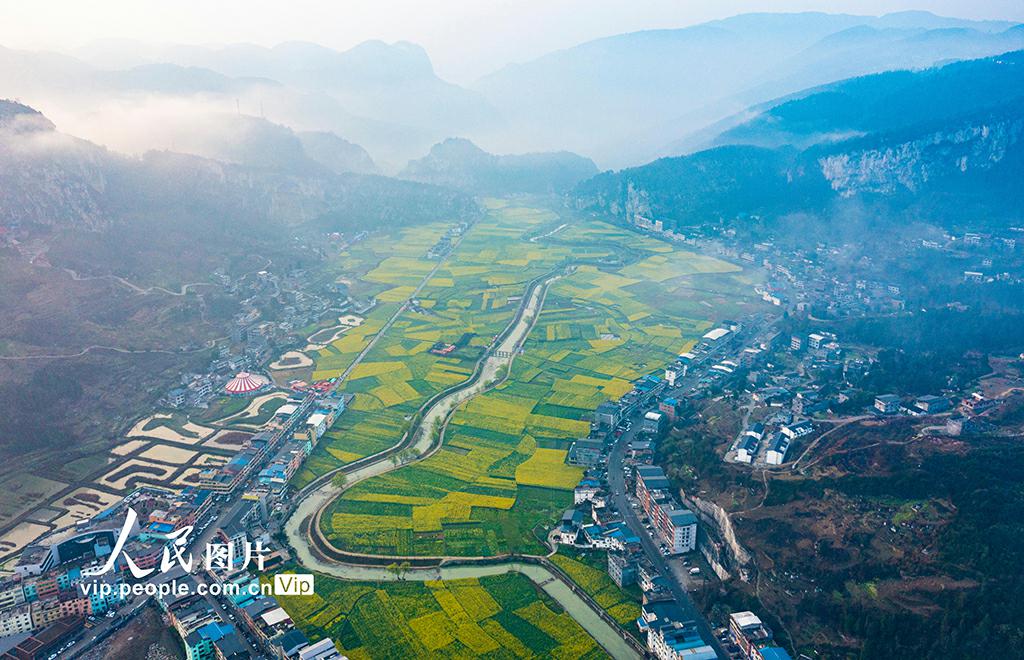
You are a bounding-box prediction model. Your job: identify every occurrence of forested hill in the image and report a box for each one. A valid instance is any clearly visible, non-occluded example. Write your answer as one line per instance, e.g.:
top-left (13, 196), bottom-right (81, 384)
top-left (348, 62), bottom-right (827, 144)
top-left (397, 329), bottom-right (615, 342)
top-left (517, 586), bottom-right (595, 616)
top-left (401, 138), bottom-right (598, 195)
top-left (571, 53), bottom-right (1024, 230)
top-left (709, 49), bottom-right (1024, 150)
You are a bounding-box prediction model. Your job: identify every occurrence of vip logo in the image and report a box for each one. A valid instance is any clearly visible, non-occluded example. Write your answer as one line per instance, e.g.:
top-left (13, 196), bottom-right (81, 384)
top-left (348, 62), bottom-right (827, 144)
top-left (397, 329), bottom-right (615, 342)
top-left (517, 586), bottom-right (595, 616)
top-left (274, 573), bottom-right (314, 596)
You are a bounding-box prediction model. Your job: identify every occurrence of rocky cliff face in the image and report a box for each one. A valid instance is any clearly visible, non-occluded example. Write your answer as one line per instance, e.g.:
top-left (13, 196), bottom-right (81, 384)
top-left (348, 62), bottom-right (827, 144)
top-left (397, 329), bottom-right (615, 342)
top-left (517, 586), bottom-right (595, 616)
top-left (818, 114), bottom-right (1024, 196)
top-left (0, 104), bottom-right (112, 230)
top-left (572, 106), bottom-right (1023, 228)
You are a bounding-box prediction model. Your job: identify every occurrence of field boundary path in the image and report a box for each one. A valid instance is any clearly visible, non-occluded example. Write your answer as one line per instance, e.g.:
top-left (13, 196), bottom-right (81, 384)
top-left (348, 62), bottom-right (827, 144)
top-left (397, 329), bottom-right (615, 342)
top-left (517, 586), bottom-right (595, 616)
top-left (281, 218), bottom-right (661, 658)
top-left (288, 264), bottom-right (567, 556)
top-left (284, 263), bottom-right (645, 658)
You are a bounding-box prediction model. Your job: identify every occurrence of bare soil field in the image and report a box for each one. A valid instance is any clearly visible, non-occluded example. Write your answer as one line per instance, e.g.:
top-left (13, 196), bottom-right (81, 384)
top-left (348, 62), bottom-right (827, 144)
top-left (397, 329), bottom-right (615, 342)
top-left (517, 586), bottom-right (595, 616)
top-left (138, 444), bottom-right (199, 465)
top-left (111, 439), bottom-right (149, 456)
top-left (79, 604), bottom-right (185, 660)
top-left (202, 430), bottom-right (252, 451)
top-left (128, 415), bottom-right (213, 445)
top-left (270, 351), bottom-right (313, 370)
top-left (0, 521), bottom-right (51, 558)
top-left (99, 459), bottom-right (176, 491)
top-left (50, 487), bottom-right (123, 528)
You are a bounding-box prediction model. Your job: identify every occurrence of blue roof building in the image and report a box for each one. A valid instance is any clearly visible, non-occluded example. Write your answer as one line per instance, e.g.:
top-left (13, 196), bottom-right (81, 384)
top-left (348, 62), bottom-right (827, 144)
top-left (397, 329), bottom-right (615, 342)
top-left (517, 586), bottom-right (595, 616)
top-left (638, 600), bottom-right (716, 660)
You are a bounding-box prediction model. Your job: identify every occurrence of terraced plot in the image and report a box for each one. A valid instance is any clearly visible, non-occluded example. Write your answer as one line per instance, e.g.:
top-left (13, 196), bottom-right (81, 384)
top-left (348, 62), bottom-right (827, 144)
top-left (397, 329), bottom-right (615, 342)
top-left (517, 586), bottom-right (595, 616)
top-left (318, 205), bottom-right (758, 558)
top-left (50, 488), bottom-right (121, 529)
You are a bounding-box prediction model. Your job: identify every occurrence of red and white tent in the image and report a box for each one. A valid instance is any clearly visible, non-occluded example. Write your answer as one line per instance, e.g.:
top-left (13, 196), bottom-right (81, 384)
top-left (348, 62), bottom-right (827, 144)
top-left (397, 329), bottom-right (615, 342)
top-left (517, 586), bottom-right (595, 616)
top-left (224, 371), bottom-right (269, 395)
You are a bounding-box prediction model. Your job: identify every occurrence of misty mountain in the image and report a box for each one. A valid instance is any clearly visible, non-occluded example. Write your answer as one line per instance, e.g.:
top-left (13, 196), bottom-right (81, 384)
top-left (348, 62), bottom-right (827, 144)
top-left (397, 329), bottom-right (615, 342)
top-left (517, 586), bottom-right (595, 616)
top-left (474, 11), bottom-right (1024, 167)
top-left (0, 99), bottom-right (475, 235)
top-left (706, 50), bottom-right (1024, 151)
top-left (67, 39), bottom-right (499, 167)
top-left (572, 99), bottom-right (1023, 230)
top-left (157, 114), bottom-right (317, 172)
top-left (0, 99), bottom-right (478, 465)
top-left (0, 45), bottom-right (266, 97)
top-left (126, 113), bottom-right (377, 174)
top-left (725, 22), bottom-right (1024, 110)
top-left (0, 101), bottom-right (112, 230)
top-left (400, 138), bottom-right (598, 195)
top-left (0, 41), bottom-right (493, 171)
top-left (297, 131), bottom-right (378, 175)
top-left (0, 100), bottom-right (54, 131)
top-left (154, 40), bottom-right (498, 134)
top-left (7, 12), bottom-right (1022, 174)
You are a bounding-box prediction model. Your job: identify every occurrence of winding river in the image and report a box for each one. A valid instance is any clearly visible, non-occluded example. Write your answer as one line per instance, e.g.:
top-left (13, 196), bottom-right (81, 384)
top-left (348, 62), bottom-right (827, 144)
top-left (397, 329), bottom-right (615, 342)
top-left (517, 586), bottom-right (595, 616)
top-left (283, 265), bottom-right (642, 659)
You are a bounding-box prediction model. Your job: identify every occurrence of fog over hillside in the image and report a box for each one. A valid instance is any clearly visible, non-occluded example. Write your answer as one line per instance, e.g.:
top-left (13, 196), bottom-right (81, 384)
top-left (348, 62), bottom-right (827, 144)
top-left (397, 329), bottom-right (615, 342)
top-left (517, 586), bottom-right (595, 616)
top-left (1, 11), bottom-right (1021, 170)
top-left (572, 51), bottom-right (1024, 229)
top-left (3, 5), bottom-right (1024, 659)
top-left (475, 12), bottom-right (1024, 165)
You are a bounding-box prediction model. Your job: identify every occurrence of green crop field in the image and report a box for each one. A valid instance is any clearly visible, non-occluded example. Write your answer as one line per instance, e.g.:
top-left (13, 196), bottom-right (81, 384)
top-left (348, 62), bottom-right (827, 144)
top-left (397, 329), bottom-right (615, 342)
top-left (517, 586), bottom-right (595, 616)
top-left (550, 551), bottom-right (642, 631)
top-left (296, 206), bottom-right (576, 487)
top-left (269, 569), bottom-right (610, 659)
top-left (313, 203), bottom-right (760, 558)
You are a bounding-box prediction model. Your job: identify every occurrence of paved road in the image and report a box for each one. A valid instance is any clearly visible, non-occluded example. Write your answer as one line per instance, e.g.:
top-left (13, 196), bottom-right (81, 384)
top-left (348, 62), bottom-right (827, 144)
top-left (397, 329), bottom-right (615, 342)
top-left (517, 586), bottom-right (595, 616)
top-left (331, 226), bottom-right (471, 385)
top-left (608, 410), bottom-right (729, 658)
top-left (64, 595), bottom-right (149, 659)
top-left (601, 315), bottom-right (776, 658)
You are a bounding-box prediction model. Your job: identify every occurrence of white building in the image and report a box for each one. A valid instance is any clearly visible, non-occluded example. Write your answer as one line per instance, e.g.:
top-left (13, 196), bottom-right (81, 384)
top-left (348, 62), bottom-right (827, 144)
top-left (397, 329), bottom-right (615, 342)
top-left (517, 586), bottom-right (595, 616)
top-left (807, 332), bottom-right (836, 350)
top-left (298, 638), bottom-right (346, 660)
top-left (0, 605), bottom-right (33, 638)
top-left (580, 525), bottom-right (622, 551)
top-left (640, 600), bottom-right (717, 660)
top-left (573, 479), bottom-right (601, 504)
top-left (765, 434), bottom-right (790, 466)
top-left (664, 510), bottom-right (697, 554)
top-left (642, 411), bottom-right (665, 435)
top-left (781, 420), bottom-right (814, 439)
top-left (0, 583), bottom-right (26, 611)
top-left (735, 436), bottom-right (758, 464)
top-left (305, 413), bottom-right (328, 440)
top-left (702, 327), bottom-right (731, 343)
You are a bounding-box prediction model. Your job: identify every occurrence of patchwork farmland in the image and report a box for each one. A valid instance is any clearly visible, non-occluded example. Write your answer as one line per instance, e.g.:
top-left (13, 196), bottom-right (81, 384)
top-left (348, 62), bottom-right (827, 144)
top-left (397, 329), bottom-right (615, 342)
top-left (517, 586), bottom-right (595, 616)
top-left (304, 202), bottom-right (751, 557)
top-left (550, 551), bottom-right (642, 630)
top-left (271, 569), bottom-right (610, 660)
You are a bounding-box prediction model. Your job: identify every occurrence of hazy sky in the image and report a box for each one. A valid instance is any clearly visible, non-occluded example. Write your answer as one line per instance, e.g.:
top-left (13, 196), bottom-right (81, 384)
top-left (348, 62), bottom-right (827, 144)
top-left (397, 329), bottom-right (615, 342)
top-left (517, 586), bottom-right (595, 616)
top-left (2, 0), bottom-right (1022, 82)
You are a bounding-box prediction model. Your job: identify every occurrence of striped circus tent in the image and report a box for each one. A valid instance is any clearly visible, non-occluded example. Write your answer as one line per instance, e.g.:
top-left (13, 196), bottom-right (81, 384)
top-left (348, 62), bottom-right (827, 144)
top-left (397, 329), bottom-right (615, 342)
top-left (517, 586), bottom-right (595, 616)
top-left (224, 371), bottom-right (270, 395)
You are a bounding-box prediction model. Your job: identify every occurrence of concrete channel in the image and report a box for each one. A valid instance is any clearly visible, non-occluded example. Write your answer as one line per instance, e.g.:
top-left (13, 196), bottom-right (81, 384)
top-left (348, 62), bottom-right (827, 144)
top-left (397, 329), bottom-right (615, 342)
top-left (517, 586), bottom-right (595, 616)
top-left (283, 265), bottom-right (643, 659)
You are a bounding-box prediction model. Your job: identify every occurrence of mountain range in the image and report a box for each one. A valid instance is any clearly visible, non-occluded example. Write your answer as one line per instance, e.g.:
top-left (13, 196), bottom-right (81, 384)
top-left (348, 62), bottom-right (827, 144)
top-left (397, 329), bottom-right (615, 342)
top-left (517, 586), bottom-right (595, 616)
top-left (0, 99), bottom-right (473, 238)
top-left (0, 40), bottom-right (490, 170)
top-left (1, 11), bottom-right (1021, 170)
top-left (474, 11), bottom-right (1024, 166)
top-left (571, 51), bottom-right (1024, 230)
top-left (685, 48), bottom-right (1024, 152)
